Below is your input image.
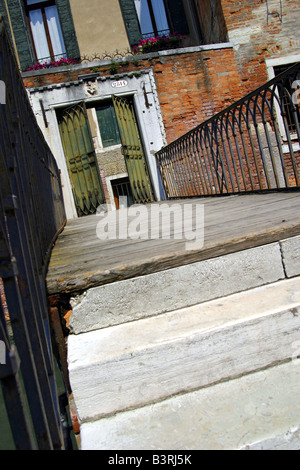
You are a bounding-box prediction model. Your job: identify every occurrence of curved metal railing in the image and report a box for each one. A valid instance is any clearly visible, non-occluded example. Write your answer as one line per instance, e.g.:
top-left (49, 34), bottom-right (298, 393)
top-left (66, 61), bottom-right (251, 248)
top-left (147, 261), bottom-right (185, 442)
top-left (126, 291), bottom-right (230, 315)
top-left (156, 62), bottom-right (300, 198)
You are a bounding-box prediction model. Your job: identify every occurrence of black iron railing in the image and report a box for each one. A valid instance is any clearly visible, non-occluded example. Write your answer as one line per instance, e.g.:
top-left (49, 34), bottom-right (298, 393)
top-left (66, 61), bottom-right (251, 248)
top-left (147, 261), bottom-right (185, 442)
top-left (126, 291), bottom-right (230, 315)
top-left (0, 16), bottom-right (67, 450)
top-left (156, 63), bottom-right (300, 198)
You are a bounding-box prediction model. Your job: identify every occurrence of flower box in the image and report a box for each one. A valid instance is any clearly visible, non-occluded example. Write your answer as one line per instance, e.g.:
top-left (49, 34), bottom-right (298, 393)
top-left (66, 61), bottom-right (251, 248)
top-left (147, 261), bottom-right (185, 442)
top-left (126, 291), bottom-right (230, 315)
top-left (133, 33), bottom-right (185, 54)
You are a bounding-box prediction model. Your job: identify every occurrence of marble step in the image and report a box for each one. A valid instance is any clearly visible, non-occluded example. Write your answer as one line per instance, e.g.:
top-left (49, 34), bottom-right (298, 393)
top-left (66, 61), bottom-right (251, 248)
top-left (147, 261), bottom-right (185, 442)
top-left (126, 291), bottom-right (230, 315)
top-left (69, 241), bottom-right (288, 334)
top-left (79, 360), bottom-right (300, 450)
top-left (68, 276), bottom-right (300, 424)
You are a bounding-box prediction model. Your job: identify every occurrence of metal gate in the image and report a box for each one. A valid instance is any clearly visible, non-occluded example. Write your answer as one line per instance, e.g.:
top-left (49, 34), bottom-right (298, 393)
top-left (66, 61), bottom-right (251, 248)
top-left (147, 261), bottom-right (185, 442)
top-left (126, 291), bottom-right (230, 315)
top-left (113, 95), bottom-right (154, 204)
top-left (58, 102), bottom-right (105, 216)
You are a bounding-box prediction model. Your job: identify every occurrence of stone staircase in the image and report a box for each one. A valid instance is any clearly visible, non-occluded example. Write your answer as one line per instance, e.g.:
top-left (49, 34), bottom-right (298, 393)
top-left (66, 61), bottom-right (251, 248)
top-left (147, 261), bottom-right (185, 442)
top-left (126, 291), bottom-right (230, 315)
top-left (66, 235), bottom-right (300, 450)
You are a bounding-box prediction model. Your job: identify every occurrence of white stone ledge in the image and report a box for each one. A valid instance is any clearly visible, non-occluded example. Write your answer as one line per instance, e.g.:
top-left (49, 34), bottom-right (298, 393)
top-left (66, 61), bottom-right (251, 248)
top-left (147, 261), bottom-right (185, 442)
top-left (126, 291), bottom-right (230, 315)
top-left (281, 235), bottom-right (300, 278)
top-left (68, 276), bottom-right (300, 423)
top-left (70, 242), bottom-right (285, 334)
top-left (156, 42), bottom-right (234, 56)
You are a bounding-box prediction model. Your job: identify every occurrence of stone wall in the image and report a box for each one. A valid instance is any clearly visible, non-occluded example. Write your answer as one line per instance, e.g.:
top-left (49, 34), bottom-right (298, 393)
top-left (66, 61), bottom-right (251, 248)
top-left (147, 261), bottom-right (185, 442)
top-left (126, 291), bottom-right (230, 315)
top-left (96, 147), bottom-right (127, 178)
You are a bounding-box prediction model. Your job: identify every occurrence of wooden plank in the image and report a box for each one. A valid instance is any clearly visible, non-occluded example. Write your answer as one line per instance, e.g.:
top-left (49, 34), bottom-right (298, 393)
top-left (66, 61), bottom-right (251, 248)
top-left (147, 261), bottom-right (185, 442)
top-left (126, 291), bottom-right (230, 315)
top-left (46, 192), bottom-right (300, 294)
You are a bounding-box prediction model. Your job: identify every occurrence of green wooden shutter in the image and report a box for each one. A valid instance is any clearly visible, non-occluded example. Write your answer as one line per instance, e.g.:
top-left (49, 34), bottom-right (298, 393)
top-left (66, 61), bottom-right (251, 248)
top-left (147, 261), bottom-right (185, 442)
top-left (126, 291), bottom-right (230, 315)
top-left (165, 0), bottom-right (189, 35)
top-left (0, 0), bottom-right (35, 71)
top-left (0, 0), bottom-right (79, 71)
top-left (55, 0), bottom-right (80, 60)
top-left (96, 103), bottom-right (121, 148)
top-left (113, 95), bottom-right (154, 204)
top-left (58, 102), bottom-right (105, 216)
top-left (118, 0), bottom-right (142, 46)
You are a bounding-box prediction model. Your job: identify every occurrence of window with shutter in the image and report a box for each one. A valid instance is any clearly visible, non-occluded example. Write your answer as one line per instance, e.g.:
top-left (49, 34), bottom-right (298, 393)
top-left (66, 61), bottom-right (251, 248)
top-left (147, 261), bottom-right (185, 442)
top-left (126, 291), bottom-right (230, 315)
top-left (120, 0), bottom-right (192, 45)
top-left (134, 0), bottom-right (170, 38)
top-left (25, 0), bottom-right (66, 63)
top-left (96, 102), bottom-right (121, 148)
top-left (0, 0), bottom-right (79, 70)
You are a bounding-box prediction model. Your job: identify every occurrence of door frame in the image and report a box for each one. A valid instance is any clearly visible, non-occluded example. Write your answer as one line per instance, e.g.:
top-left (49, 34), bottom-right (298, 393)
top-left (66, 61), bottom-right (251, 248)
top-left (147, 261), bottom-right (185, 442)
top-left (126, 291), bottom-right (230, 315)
top-left (26, 70), bottom-right (167, 218)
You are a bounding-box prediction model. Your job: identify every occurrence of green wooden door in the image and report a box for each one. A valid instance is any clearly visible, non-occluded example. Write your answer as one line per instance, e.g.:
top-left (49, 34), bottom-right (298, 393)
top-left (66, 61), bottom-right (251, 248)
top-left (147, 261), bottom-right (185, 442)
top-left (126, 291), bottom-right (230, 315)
top-left (58, 102), bottom-right (105, 216)
top-left (113, 95), bottom-right (154, 204)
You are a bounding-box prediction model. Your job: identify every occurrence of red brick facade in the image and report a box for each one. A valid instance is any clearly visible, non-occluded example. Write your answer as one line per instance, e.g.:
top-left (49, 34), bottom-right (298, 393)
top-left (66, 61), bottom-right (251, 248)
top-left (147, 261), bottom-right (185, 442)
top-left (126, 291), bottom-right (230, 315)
top-left (23, 46), bottom-right (245, 144)
top-left (150, 47), bottom-right (244, 142)
top-left (221, 0), bottom-right (300, 91)
top-left (22, 1), bottom-right (300, 145)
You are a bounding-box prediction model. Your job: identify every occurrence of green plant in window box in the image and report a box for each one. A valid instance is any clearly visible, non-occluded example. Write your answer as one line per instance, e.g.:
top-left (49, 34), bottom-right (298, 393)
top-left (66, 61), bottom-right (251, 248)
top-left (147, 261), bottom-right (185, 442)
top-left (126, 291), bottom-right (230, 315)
top-left (133, 33), bottom-right (185, 54)
top-left (109, 62), bottom-right (118, 75)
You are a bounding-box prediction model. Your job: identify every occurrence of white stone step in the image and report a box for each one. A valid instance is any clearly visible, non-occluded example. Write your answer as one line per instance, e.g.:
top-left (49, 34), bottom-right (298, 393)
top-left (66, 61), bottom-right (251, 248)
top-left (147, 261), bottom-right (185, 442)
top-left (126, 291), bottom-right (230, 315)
top-left (79, 360), bottom-right (300, 450)
top-left (69, 242), bottom-right (286, 334)
top-left (68, 276), bottom-right (300, 424)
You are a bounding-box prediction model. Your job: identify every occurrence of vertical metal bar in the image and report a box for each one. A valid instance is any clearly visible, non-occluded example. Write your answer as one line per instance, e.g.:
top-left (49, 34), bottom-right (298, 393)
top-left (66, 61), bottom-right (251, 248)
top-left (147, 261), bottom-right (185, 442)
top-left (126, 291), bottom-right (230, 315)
top-left (219, 120), bottom-right (235, 193)
top-left (237, 107), bottom-right (255, 191)
top-left (202, 125), bottom-right (219, 194)
top-left (195, 128), bottom-right (214, 194)
top-left (191, 130), bottom-right (208, 195)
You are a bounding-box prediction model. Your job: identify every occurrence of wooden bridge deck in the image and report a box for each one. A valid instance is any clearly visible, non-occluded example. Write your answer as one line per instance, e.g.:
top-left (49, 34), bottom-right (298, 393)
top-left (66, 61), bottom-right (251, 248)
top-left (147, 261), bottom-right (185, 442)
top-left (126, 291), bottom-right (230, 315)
top-left (46, 191), bottom-right (300, 295)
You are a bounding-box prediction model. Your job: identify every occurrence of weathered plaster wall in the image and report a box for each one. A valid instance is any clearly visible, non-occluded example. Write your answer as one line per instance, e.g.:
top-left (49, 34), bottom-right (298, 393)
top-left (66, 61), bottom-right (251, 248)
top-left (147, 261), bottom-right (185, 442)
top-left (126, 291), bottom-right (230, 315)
top-left (96, 147), bottom-right (126, 178)
top-left (69, 0), bottom-right (130, 58)
top-left (221, 0), bottom-right (300, 92)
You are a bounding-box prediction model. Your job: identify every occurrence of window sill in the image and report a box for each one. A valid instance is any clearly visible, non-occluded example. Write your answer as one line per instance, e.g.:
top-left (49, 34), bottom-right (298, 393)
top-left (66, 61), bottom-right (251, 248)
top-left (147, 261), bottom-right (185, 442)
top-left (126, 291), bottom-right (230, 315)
top-left (22, 42), bottom-right (234, 78)
top-left (96, 144), bottom-right (122, 153)
top-left (133, 42), bottom-right (233, 59)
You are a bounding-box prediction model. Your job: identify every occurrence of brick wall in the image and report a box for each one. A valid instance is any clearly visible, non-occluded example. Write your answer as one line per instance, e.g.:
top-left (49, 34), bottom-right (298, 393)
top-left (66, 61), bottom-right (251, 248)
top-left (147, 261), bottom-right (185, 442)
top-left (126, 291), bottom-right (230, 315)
top-left (23, 46), bottom-right (245, 144)
top-left (151, 47), bottom-right (244, 142)
top-left (221, 0), bottom-right (300, 92)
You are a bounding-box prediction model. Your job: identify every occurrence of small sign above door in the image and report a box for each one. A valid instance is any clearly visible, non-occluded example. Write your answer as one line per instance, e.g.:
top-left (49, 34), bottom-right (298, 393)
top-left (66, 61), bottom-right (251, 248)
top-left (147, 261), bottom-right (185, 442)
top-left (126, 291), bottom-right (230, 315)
top-left (112, 80), bottom-right (128, 88)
